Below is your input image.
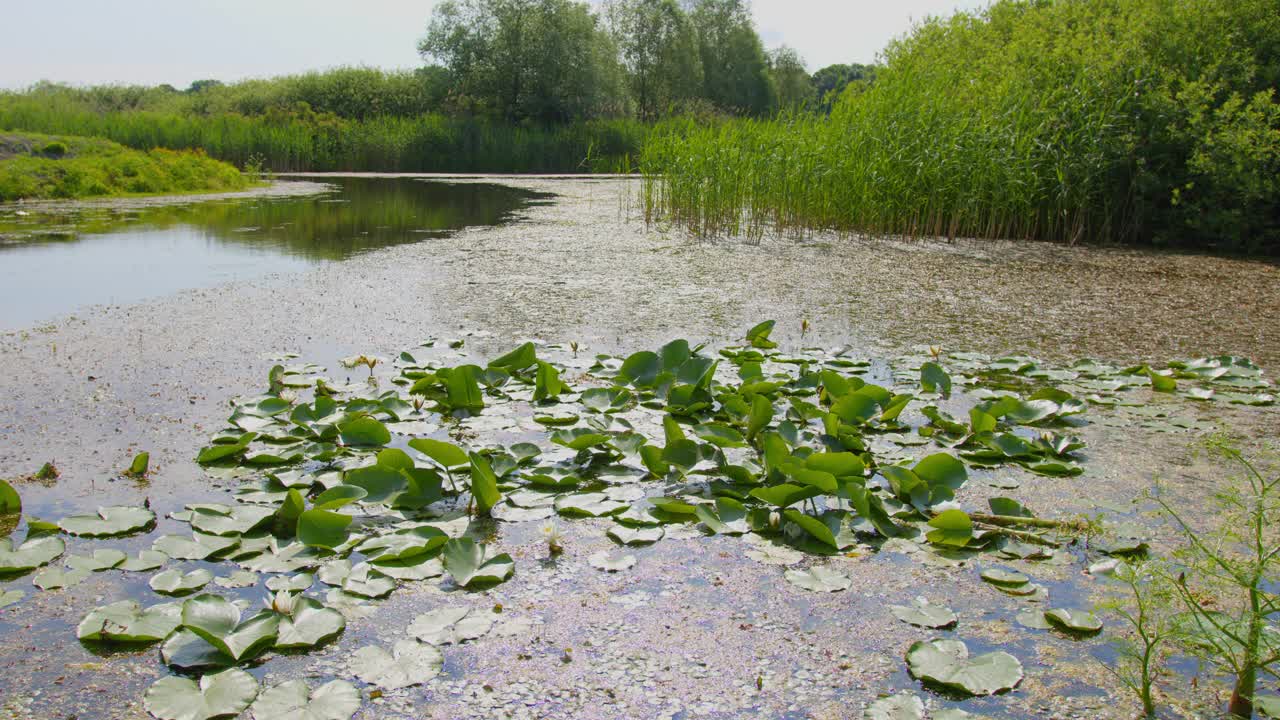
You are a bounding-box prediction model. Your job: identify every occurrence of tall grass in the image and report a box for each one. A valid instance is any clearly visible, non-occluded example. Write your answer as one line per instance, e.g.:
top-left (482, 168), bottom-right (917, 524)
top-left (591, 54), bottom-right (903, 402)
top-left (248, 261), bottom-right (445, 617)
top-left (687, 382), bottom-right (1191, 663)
top-left (0, 95), bottom-right (648, 174)
top-left (642, 0), bottom-right (1280, 253)
top-left (0, 132), bottom-right (248, 200)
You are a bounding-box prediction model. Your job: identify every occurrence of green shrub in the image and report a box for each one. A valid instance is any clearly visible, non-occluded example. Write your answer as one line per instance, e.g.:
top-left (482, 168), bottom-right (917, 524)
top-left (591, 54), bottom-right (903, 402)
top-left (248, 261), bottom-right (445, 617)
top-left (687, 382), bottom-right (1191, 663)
top-left (40, 141), bottom-right (67, 157)
top-left (642, 0), bottom-right (1280, 253)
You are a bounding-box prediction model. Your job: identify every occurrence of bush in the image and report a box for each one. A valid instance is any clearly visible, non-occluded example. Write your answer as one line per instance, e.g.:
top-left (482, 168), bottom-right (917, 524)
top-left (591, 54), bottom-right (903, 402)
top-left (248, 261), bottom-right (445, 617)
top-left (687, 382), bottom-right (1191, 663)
top-left (40, 141), bottom-right (67, 157)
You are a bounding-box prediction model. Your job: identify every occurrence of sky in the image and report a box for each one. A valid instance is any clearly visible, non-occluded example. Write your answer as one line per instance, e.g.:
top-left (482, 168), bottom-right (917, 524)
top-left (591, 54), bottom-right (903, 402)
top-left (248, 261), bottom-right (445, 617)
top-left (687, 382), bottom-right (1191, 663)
top-left (0, 0), bottom-right (987, 90)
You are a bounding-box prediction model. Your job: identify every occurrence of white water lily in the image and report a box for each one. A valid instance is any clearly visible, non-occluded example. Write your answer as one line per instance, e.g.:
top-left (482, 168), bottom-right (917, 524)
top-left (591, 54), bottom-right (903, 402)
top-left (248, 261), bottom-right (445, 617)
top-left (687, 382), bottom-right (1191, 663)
top-left (265, 590), bottom-right (297, 615)
top-left (540, 521), bottom-right (564, 554)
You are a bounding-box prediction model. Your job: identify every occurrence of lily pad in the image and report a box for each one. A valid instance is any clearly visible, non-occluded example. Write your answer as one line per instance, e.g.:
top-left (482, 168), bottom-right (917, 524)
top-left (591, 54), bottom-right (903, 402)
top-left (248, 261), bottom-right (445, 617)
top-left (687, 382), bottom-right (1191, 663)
top-left (905, 639), bottom-right (1023, 696)
top-left (0, 589), bottom-right (23, 608)
top-left (865, 693), bottom-right (924, 720)
top-left (349, 640), bottom-right (443, 690)
top-left (409, 606), bottom-right (495, 645)
top-left (784, 566), bottom-right (852, 592)
top-left (249, 679), bottom-right (361, 720)
top-left (554, 492), bottom-right (627, 517)
top-left (979, 568), bottom-right (1030, 587)
top-left (144, 669), bottom-right (259, 720)
top-left (59, 505), bottom-right (156, 537)
top-left (77, 600), bottom-right (182, 643)
top-left (33, 566), bottom-right (90, 590)
top-left (181, 593), bottom-right (280, 662)
top-left (589, 551), bottom-right (636, 572)
top-left (275, 596), bottom-right (345, 649)
top-left (0, 535), bottom-right (66, 574)
top-left (607, 524), bottom-right (665, 546)
top-left (150, 568), bottom-right (214, 596)
top-left (890, 598), bottom-right (958, 629)
top-left (442, 538), bottom-right (514, 588)
top-left (1044, 608), bottom-right (1103, 635)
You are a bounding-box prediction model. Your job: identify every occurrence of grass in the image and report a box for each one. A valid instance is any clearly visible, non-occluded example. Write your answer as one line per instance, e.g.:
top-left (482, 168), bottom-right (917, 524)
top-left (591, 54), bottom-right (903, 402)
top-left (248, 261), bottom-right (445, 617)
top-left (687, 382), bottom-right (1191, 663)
top-left (641, 0), bottom-right (1280, 254)
top-left (0, 95), bottom-right (649, 174)
top-left (0, 132), bottom-right (250, 201)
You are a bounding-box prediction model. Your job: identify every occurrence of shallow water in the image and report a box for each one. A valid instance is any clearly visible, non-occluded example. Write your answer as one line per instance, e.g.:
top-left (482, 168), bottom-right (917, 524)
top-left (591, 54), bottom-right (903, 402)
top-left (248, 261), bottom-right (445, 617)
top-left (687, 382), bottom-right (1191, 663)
top-left (0, 178), bottom-right (548, 330)
top-left (0, 176), bottom-right (1278, 720)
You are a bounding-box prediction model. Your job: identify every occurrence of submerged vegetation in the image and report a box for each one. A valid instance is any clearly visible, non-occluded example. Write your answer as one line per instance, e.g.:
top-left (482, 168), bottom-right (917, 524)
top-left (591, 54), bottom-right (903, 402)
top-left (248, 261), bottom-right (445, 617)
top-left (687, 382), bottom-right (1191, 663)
top-left (642, 0), bottom-right (1280, 253)
top-left (2, 319), bottom-right (1278, 717)
top-left (0, 132), bottom-right (249, 201)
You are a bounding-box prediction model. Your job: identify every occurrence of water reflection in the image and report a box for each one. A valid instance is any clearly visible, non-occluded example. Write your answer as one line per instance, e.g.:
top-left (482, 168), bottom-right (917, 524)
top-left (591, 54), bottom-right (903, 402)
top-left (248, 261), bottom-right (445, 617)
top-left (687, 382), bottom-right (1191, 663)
top-left (0, 178), bottom-right (551, 329)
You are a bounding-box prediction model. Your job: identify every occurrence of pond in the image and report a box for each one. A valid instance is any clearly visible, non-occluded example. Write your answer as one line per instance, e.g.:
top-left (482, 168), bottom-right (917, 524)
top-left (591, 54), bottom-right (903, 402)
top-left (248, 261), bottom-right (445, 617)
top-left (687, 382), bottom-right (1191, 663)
top-left (0, 178), bottom-right (549, 331)
top-left (0, 176), bottom-right (1278, 720)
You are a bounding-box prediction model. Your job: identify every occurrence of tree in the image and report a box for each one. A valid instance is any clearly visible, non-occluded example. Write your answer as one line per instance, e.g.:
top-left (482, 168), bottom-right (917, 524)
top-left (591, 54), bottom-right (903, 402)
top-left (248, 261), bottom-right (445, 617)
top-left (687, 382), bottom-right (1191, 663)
top-left (811, 63), bottom-right (875, 113)
top-left (604, 0), bottom-right (703, 118)
top-left (687, 0), bottom-right (776, 115)
top-left (768, 46), bottom-right (814, 111)
top-left (420, 0), bottom-right (624, 123)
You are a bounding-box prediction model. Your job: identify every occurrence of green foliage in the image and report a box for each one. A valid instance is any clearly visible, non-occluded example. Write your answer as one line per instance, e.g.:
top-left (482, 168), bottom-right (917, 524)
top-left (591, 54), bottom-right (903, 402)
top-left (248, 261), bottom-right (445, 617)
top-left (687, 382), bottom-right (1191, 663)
top-left (0, 132), bottom-right (249, 201)
top-left (1156, 442), bottom-right (1280, 719)
top-left (642, 0), bottom-right (1280, 253)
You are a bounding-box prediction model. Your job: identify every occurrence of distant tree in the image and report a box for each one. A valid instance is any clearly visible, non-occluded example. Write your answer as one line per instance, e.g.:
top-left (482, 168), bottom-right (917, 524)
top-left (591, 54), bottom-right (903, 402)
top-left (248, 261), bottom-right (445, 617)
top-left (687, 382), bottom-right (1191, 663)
top-left (186, 79), bottom-right (224, 94)
top-left (768, 46), bottom-right (814, 111)
top-left (811, 63), bottom-right (876, 113)
top-left (687, 0), bottom-right (776, 115)
top-left (420, 0), bottom-right (625, 123)
top-left (604, 0), bottom-right (703, 118)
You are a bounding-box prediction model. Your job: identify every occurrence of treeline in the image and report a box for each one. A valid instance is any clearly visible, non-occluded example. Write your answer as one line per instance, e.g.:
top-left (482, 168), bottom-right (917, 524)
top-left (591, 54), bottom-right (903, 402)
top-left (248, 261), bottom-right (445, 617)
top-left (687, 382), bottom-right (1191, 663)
top-left (642, 0), bottom-right (1280, 253)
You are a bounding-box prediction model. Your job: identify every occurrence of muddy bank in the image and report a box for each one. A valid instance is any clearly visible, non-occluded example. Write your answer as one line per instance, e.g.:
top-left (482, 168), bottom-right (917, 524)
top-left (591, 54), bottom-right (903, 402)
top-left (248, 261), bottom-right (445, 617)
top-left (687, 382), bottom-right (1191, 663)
top-left (0, 176), bottom-right (1277, 719)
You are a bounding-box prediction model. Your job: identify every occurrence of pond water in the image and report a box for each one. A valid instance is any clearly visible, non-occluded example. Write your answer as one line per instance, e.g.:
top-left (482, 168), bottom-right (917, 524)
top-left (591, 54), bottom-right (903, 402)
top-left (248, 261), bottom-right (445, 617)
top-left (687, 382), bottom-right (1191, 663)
top-left (0, 178), bottom-right (549, 331)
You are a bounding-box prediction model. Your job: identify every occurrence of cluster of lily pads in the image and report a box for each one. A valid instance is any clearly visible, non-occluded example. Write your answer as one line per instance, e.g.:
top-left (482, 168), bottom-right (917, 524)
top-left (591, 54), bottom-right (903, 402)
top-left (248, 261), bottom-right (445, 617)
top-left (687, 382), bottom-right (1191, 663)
top-left (0, 320), bottom-right (1274, 719)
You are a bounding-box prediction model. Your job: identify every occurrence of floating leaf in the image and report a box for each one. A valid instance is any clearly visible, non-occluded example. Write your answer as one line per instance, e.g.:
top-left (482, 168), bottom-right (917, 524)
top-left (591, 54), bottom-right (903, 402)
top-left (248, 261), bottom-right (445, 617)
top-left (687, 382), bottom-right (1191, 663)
top-left (59, 505), bottom-right (156, 537)
top-left (182, 593), bottom-right (280, 662)
top-left (0, 479), bottom-right (20, 515)
top-left (337, 416), bottom-right (390, 447)
top-left (890, 598), bottom-right (958, 629)
top-left (865, 693), bottom-right (925, 720)
top-left (926, 510), bottom-right (972, 547)
top-left (745, 541), bottom-right (803, 566)
top-left (554, 492), bottom-right (627, 517)
top-left (1044, 608), bottom-right (1103, 635)
top-left (150, 568), bottom-right (214, 596)
top-left (905, 638), bottom-right (1023, 696)
top-left (0, 535), bottom-right (65, 573)
top-left (409, 606), bottom-right (495, 645)
top-left (65, 548), bottom-right (128, 572)
top-left (276, 596), bottom-right (345, 649)
top-left (153, 533), bottom-right (238, 560)
top-left (249, 679), bottom-right (361, 720)
top-left (0, 589), bottom-right (23, 608)
top-left (442, 538), bottom-right (514, 588)
top-left (607, 524), bottom-right (665, 545)
top-left (784, 566), bottom-right (851, 592)
top-left (33, 566), bottom-right (89, 589)
top-left (144, 669), bottom-right (258, 720)
top-left (589, 551), bottom-right (636, 572)
top-left (349, 640), bottom-right (443, 690)
top-left (980, 568), bottom-right (1030, 587)
top-left (694, 498), bottom-right (748, 535)
top-left (77, 600), bottom-right (181, 643)
top-left (297, 509), bottom-right (352, 550)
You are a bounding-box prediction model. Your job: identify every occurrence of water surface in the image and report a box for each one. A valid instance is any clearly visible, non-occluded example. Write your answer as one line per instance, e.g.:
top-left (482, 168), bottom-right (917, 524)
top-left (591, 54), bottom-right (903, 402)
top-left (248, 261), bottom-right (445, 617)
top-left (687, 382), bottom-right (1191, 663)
top-left (0, 177), bottom-right (548, 330)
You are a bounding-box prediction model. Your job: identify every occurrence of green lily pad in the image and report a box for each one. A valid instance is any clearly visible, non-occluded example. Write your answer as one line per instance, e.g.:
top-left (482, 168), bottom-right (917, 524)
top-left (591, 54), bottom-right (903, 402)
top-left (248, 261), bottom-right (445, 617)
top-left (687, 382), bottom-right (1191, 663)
top-left (980, 568), bottom-right (1030, 587)
top-left (865, 693), bottom-right (924, 720)
top-left (608, 524), bottom-right (665, 546)
top-left (182, 593), bottom-right (280, 662)
top-left (442, 538), bottom-right (514, 588)
top-left (784, 566), bottom-right (851, 592)
top-left (275, 596), bottom-right (345, 649)
top-left (0, 589), bottom-right (23, 608)
top-left (150, 568), bottom-right (214, 596)
top-left (905, 639), bottom-right (1023, 696)
top-left (249, 679), bottom-right (361, 720)
top-left (77, 600), bottom-right (182, 643)
top-left (33, 566), bottom-right (90, 590)
top-left (58, 505), bottom-right (156, 537)
top-left (144, 668), bottom-right (258, 720)
top-left (554, 492), bottom-right (627, 517)
top-left (349, 640), bottom-right (443, 690)
top-left (152, 533), bottom-right (238, 560)
top-left (890, 598), bottom-right (958, 629)
top-left (409, 606), bottom-right (495, 645)
top-left (341, 563), bottom-right (397, 599)
top-left (0, 535), bottom-right (65, 574)
top-left (1044, 608), bottom-right (1103, 635)
top-left (66, 548), bottom-right (128, 572)
top-left (745, 541), bottom-right (803, 566)
top-left (190, 505), bottom-right (275, 537)
top-left (589, 551), bottom-right (636, 572)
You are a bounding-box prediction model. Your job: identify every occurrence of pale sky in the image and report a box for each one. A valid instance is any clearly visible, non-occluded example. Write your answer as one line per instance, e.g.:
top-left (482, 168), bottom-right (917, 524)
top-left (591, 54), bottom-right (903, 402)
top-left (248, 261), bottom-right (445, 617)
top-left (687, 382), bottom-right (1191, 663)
top-left (0, 0), bottom-right (987, 90)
